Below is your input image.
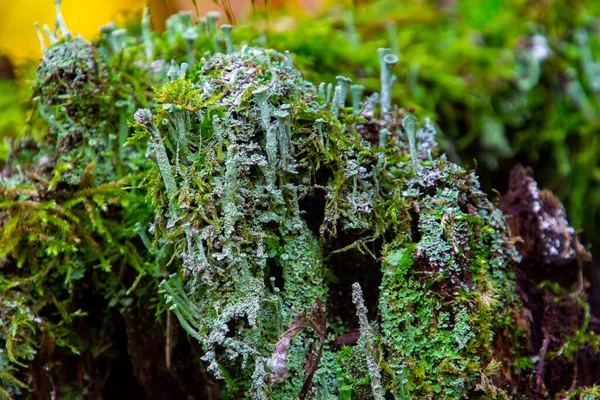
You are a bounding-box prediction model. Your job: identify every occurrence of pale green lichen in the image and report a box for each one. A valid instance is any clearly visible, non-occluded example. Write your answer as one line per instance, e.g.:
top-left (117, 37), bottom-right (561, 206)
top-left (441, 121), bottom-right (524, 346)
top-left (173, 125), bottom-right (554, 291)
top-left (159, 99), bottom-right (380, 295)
top-left (352, 283), bottom-right (384, 400)
top-left (377, 48), bottom-right (398, 118)
top-left (130, 24), bottom-right (523, 397)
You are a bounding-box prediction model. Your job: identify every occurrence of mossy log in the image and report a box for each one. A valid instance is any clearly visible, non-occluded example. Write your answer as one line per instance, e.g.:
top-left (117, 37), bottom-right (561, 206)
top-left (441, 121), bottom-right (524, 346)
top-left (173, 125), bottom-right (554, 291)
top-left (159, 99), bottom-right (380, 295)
top-left (0, 3), bottom-right (599, 399)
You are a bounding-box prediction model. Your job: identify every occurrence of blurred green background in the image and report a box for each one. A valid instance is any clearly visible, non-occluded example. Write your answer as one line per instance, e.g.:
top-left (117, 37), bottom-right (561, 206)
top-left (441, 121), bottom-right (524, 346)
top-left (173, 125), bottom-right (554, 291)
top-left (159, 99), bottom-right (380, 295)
top-left (1, 0), bottom-right (599, 254)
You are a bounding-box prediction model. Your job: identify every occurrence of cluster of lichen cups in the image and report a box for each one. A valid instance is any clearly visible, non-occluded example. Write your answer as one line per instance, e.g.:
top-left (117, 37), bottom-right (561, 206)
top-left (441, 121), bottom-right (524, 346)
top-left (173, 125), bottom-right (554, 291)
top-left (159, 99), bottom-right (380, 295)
top-left (131, 18), bottom-right (520, 398)
top-left (0, 3), bottom-right (525, 398)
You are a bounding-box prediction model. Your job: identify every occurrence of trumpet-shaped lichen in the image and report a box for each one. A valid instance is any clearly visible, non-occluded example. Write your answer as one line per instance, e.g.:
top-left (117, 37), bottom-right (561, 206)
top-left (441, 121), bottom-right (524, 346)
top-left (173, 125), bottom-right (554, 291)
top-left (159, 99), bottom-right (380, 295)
top-left (133, 45), bottom-right (379, 397)
top-left (131, 23), bottom-right (523, 395)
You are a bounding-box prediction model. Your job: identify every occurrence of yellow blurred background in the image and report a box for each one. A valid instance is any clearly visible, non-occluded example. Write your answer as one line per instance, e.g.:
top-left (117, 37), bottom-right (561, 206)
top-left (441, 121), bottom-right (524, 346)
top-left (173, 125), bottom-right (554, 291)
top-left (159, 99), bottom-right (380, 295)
top-left (0, 0), bottom-right (321, 61)
top-left (0, 0), bottom-right (145, 60)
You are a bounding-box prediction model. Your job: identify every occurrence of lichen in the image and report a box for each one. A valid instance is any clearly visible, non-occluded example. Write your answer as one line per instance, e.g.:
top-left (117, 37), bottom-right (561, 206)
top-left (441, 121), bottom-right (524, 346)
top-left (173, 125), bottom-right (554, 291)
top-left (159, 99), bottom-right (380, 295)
top-left (131, 19), bottom-right (524, 396)
top-left (133, 44), bottom-right (381, 397)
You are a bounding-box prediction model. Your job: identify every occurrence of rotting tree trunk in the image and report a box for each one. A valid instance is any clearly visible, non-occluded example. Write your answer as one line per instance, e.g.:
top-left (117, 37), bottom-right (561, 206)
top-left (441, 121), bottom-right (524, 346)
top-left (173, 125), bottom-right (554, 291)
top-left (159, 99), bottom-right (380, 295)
top-left (499, 165), bottom-right (599, 398)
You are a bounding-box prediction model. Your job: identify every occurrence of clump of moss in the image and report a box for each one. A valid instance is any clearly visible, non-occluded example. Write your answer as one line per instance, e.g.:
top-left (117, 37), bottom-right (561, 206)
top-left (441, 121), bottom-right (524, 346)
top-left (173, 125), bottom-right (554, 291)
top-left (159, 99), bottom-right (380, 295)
top-left (0, 6), bottom-right (162, 397)
top-left (0, 293), bottom-right (37, 398)
top-left (132, 19), bottom-right (524, 395)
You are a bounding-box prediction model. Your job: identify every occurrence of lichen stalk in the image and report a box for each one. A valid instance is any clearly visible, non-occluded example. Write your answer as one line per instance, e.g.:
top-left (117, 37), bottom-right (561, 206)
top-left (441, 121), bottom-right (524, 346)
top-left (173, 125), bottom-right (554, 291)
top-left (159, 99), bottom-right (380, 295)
top-left (403, 111), bottom-right (419, 170)
top-left (352, 283), bottom-right (384, 400)
top-left (183, 28), bottom-right (198, 66)
top-left (206, 11), bottom-right (220, 35)
top-left (336, 75), bottom-right (352, 107)
top-left (141, 7), bottom-right (154, 59)
top-left (351, 84), bottom-right (365, 115)
top-left (378, 48), bottom-right (398, 117)
top-left (221, 24), bottom-right (234, 54)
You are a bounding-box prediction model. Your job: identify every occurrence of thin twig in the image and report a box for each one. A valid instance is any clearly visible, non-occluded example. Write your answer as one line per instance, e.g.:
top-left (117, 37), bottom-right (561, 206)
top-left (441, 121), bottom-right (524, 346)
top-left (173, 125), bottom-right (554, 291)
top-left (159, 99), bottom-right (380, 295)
top-left (574, 235), bottom-right (585, 294)
top-left (299, 337), bottom-right (325, 399)
top-left (166, 309), bottom-right (172, 371)
top-left (534, 329), bottom-right (550, 393)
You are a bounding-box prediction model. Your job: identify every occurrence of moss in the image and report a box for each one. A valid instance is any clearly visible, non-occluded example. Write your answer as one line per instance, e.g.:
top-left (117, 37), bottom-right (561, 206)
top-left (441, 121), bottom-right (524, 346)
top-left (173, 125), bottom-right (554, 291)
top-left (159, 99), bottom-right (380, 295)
top-left (0, 6), bottom-right (167, 396)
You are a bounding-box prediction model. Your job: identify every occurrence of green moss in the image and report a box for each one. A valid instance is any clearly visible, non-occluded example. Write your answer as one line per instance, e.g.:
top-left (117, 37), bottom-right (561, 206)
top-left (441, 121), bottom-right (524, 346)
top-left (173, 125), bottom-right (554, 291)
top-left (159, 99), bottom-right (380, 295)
top-left (0, 6), bottom-right (169, 395)
top-left (567, 385), bottom-right (600, 400)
